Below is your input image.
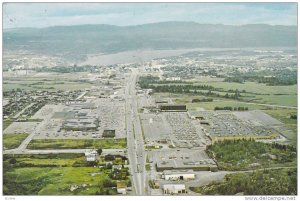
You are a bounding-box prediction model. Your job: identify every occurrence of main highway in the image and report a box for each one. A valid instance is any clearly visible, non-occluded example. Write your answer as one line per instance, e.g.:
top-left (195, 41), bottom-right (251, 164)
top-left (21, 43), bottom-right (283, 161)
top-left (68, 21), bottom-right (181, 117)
top-left (125, 68), bottom-right (146, 195)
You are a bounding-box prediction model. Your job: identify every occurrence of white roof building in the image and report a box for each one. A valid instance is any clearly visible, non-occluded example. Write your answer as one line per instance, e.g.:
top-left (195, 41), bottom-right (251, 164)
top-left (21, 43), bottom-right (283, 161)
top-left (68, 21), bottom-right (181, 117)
top-left (162, 169), bottom-right (195, 181)
top-left (163, 184), bottom-right (187, 194)
top-left (85, 150), bottom-right (98, 162)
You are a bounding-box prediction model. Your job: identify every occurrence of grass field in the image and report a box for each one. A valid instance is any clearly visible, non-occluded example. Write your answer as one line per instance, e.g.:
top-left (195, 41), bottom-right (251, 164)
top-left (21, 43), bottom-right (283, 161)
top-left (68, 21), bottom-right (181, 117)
top-left (3, 120), bottom-right (13, 130)
top-left (194, 81), bottom-right (297, 95)
top-left (184, 99), bottom-right (268, 110)
top-left (4, 166), bottom-right (112, 195)
top-left (154, 80), bottom-right (297, 107)
top-left (3, 133), bottom-right (29, 149)
top-left (3, 154), bottom-right (130, 195)
top-left (264, 109), bottom-right (297, 145)
top-left (27, 138), bottom-right (127, 149)
top-left (3, 81), bottom-right (93, 92)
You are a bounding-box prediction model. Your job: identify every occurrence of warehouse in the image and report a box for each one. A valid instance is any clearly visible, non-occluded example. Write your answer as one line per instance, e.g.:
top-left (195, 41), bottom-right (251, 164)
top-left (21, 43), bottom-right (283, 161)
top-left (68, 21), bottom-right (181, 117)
top-left (159, 104), bottom-right (187, 112)
top-left (163, 184), bottom-right (187, 194)
top-left (162, 169), bottom-right (195, 181)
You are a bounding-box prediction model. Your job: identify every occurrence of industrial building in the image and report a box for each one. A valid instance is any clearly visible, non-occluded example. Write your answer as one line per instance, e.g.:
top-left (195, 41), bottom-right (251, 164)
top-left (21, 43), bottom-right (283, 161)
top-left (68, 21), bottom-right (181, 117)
top-left (159, 104), bottom-right (187, 112)
top-left (162, 170), bottom-right (195, 181)
top-left (163, 184), bottom-right (187, 194)
top-left (156, 158), bottom-right (217, 172)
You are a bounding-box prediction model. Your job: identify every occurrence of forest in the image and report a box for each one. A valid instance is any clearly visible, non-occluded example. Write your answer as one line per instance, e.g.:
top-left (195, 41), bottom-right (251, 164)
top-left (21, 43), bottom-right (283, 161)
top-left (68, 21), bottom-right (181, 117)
top-left (190, 168), bottom-right (297, 195)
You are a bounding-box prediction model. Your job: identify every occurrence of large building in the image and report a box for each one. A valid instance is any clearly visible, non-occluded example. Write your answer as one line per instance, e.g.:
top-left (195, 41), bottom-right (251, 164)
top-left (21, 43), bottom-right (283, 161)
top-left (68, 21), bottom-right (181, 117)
top-left (157, 158), bottom-right (217, 172)
top-left (162, 169), bottom-right (195, 181)
top-left (163, 184), bottom-right (187, 194)
top-left (159, 104), bottom-right (187, 112)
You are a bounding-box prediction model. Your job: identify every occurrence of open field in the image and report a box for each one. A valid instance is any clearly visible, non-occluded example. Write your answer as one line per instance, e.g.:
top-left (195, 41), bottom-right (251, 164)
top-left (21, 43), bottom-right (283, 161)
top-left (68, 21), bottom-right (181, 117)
top-left (27, 138), bottom-right (127, 149)
top-left (4, 166), bottom-right (112, 195)
top-left (3, 154), bottom-right (130, 195)
top-left (194, 81), bottom-right (297, 95)
top-left (3, 120), bottom-right (13, 130)
top-left (3, 80), bottom-right (93, 92)
top-left (152, 80), bottom-right (297, 107)
top-left (264, 109), bottom-right (297, 145)
top-left (3, 133), bottom-right (29, 149)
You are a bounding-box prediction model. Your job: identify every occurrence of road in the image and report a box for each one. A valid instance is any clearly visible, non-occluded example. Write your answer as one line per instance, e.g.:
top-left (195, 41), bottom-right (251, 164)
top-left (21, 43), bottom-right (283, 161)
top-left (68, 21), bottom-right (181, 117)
top-left (13, 107), bottom-right (55, 152)
top-left (13, 103), bottom-right (35, 119)
top-left (3, 148), bottom-right (125, 155)
top-left (125, 68), bottom-right (147, 195)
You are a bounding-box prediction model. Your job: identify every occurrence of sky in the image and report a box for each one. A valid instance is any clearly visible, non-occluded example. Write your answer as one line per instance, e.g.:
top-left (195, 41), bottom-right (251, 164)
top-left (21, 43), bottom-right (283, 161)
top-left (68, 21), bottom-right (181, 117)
top-left (3, 3), bottom-right (298, 29)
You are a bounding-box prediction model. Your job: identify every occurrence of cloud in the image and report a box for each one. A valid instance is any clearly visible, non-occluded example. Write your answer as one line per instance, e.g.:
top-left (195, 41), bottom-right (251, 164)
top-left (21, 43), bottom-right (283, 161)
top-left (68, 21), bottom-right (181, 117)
top-left (3, 3), bottom-right (297, 29)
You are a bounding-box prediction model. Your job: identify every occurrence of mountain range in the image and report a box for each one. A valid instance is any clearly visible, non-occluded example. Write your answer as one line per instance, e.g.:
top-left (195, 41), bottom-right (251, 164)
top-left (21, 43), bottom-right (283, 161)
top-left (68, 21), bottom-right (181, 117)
top-left (3, 21), bottom-right (297, 60)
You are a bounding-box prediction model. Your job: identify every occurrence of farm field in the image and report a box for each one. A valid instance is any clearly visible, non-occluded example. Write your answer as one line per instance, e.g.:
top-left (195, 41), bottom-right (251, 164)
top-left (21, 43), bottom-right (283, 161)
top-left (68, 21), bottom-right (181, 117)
top-left (153, 81), bottom-right (297, 107)
top-left (3, 80), bottom-right (93, 92)
top-left (27, 138), bottom-right (127, 149)
top-left (3, 154), bottom-right (130, 195)
top-left (3, 133), bottom-right (29, 149)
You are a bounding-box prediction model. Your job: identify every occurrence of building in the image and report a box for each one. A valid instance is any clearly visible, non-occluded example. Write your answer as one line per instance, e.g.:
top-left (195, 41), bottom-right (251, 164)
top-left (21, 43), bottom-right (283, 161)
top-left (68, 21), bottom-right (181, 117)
top-left (156, 158), bottom-right (217, 172)
top-left (85, 150), bottom-right (98, 162)
top-left (163, 184), bottom-right (187, 194)
top-left (117, 181), bottom-right (127, 194)
top-left (162, 170), bottom-right (195, 181)
top-left (159, 104), bottom-right (187, 112)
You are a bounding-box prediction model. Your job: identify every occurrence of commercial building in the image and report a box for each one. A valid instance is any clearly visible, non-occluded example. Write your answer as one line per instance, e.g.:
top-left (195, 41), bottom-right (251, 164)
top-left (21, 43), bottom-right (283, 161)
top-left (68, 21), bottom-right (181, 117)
top-left (159, 104), bottom-right (187, 112)
top-left (163, 184), bottom-right (187, 194)
top-left (162, 170), bottom-right (195, 181)
top-left (156, 158), bottom-right (217, 172)
top-left (117, 181), bottom-right (127, 194)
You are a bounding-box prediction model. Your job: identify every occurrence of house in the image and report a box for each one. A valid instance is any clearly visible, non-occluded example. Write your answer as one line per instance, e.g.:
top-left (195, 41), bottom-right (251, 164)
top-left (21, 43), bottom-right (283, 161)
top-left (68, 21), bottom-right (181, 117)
top-left (163, 184), bottom-right (187, 194)
top-left (117, 181), bottom-right (127, 194)
top-left (85, 150), bottom-right (98, 162)
top-left (112, 164), bottom-right (123, 171)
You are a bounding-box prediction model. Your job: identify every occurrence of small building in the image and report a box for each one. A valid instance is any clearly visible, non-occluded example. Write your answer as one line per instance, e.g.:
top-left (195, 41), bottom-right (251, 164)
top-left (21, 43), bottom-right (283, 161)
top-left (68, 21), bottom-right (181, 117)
top-left (85, 150), bottom-right (98, 162)
top-left (117, 181), bottom-right (127, 194)
top-left (163, 184), bottom-right (187, 195)
top-left (112, 164), bottom-right (123, 171)
top-left (162, 170), bottom-right (195, 181)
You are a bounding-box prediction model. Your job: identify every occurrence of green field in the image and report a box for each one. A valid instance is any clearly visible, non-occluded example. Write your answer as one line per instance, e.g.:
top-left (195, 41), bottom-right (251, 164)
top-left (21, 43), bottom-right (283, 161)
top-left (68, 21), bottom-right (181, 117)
top-left (190, 168), bottom-right (297, 195)
top-left (153, 80), bottom-right (297, 107)
top-left (195, 81), bottom-right (297, 95)
top-left (4, 166), bottom-right (114, 195)
top-left (3, 80), bottom-right (93, 92)
top-left (3, 120), bottom-right (13, 130)
top-left (27, 138), bottom-right (127, 149)
top-left (184, 99), bottom-right (268, 110)
top-left (3, 154), bottom-right (130, 195)
top-left (3, 133), bottom-right (29, 149)
top-left (264, 109), bottom-right (297, 145)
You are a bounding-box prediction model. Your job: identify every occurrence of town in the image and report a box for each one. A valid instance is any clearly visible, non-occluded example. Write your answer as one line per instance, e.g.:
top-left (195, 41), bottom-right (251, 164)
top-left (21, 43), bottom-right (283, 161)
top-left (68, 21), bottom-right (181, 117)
top-left (3, 48), bottom-right (297, 196)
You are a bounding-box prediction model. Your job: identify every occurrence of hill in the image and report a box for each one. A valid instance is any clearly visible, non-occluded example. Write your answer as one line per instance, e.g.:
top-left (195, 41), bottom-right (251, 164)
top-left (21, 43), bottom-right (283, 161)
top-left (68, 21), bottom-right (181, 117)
top-left (3, 21), bottom-right (297, 59)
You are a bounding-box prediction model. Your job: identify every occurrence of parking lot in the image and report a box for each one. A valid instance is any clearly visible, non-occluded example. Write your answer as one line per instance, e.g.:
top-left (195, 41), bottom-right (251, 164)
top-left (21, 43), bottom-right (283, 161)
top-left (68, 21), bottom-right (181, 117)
top-left (31, 99), bottom-right (126, 139)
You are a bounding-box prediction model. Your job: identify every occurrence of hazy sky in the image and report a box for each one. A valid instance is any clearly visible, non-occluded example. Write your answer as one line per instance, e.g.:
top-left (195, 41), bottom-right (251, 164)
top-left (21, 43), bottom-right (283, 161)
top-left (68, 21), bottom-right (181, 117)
top-left (3, 3), bottom-right (297, 29)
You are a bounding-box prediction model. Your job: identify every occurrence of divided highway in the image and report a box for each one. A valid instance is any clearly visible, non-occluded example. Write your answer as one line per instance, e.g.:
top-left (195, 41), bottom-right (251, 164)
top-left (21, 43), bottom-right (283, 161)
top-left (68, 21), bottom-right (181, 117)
top-left (125, 68), bottom-right (146, 195)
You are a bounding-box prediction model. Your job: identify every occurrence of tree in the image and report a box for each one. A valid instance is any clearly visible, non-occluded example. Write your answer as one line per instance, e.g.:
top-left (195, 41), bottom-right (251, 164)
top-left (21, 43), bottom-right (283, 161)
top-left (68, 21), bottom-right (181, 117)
top-left (97, 148), bottom-right (103, 155)
top-left (9, 158), bottom-right (17, 164)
